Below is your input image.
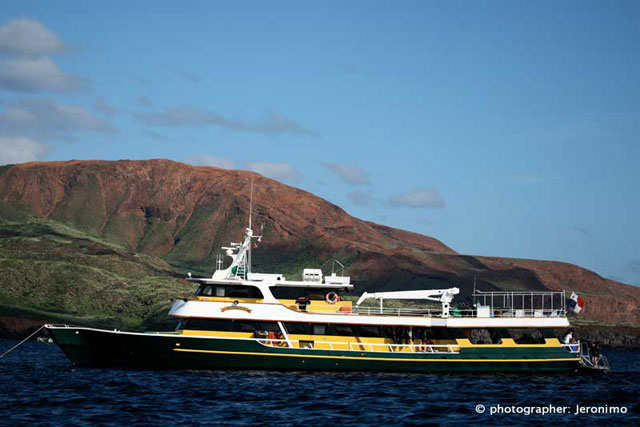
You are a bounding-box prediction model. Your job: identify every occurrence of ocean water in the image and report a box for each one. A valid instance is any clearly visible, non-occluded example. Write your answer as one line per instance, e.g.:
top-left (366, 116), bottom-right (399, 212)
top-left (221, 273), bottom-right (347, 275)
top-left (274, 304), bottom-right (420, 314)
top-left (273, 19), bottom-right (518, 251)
top-left (0, 340), bottom-right (638, 426)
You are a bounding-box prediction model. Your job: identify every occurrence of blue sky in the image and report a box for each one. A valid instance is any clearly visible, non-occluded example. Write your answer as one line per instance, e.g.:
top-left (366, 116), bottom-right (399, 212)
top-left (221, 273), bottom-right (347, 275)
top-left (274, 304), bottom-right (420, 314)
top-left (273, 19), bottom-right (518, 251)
top-left (1, 1), bottom-right (639, 285)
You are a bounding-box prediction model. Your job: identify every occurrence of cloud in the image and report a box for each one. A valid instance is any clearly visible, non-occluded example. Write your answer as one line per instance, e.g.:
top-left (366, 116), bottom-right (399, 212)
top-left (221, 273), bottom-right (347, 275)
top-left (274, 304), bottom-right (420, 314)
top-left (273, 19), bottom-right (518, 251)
top-left (132, 107), bottom-right (315, 135)
top-left (0, 17), bottom-right (65, 56)
top-left (0, 98), bottom-right (112, 141)
top-left (322, 162), bottom-right (370, 185)
top-left (389, 188), bottom-right (445, 208)
top-left (138, 95), bottom-right (153, 106)
top-left (188, 154), bottom-right (235, 169)
top-left (170, 65), bottom-right (201, 84)
top-left (259, 112), bottom-right (316, 135)
top-left (0, 136), bottom-right (46, 164)
top-left (572, 226), bottom-right (591, 237)
top-left (146, 130), bottom-right (168, 141)
top-left (94, 97), bottom-right (115, 117)
top-left (347, 190), bottom-right (372, 206)
top-left (626, 259), bottom-right (640, 275)
top-left (246, 161), bottom-right (303, 183)
top-left (502, 173), bottom-right (558, 186)
top-left (0, 57), bottom-right (86, 92)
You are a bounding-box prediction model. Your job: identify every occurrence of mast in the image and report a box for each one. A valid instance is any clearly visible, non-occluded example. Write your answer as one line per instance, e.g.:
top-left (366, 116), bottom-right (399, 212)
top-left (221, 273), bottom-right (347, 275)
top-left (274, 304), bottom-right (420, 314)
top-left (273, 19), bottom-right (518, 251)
top-left (248, 174), bottom-right (254, 274)
top-left (249, 174), bottom-right (254, 230)
top-left (214, 173), bottom-right (262, 281)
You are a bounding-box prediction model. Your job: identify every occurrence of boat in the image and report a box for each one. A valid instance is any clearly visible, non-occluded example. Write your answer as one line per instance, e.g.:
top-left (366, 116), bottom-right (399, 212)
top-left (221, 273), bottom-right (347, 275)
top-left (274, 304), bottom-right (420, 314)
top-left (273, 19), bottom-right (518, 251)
top-left (46, 216), bottom-right (583, 372)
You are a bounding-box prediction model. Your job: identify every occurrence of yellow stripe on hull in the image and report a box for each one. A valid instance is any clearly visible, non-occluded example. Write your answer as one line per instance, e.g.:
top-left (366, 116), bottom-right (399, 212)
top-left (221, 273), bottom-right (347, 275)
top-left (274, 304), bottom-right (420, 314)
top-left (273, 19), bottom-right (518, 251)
top-left (180, 330), bottom-right (255, 338)
top-left (173, 348), bottom-right (578, 363)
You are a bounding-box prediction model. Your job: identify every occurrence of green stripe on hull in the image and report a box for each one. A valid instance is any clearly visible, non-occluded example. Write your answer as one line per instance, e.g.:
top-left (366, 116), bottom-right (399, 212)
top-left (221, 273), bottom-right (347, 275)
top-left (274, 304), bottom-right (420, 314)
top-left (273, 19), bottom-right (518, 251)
top-left (48, 327), bottom-right (580, 373)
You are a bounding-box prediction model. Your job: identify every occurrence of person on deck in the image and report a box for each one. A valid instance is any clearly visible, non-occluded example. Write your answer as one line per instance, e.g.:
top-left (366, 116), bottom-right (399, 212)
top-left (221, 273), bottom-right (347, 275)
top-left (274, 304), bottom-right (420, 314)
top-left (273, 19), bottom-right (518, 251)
top-left (563, 329), bottom-right (574, 344)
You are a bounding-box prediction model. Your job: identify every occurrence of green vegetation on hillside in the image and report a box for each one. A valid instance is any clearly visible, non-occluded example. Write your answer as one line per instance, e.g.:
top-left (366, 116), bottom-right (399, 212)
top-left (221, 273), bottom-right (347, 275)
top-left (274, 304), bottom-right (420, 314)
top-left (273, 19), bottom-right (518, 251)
top-left (0, 207), bottom-right (191, 332)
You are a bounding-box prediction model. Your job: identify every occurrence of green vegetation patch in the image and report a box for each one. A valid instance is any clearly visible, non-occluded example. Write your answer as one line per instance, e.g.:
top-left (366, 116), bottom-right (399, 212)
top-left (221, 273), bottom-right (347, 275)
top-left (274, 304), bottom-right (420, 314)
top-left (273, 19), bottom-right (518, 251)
top-left (0, 215), bottom-right (191, 333)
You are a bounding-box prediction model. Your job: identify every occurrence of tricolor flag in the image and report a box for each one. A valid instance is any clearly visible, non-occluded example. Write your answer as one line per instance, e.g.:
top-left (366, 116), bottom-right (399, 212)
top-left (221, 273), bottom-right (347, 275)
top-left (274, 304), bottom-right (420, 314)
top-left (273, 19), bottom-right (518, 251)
top-left (567, 292), bottom-right (584, 314)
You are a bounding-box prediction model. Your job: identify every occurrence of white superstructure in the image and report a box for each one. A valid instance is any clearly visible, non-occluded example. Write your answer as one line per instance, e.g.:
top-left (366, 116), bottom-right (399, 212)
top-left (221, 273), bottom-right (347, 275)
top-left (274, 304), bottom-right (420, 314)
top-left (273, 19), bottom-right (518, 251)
top-left (169, 224), bottom-right (570, 329)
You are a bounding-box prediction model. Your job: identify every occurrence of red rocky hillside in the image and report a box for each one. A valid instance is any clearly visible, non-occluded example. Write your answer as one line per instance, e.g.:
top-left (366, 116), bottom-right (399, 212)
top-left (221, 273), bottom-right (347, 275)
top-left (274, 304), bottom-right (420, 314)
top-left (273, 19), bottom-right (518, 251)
top-left (1, 159), bottom-right (638, 325)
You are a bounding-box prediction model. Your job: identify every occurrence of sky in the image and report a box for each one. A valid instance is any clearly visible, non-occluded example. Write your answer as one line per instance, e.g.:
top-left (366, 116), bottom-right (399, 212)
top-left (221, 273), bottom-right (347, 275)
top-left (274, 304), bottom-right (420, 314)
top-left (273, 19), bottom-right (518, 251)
top-left (0, 1), bottom-right (638, 286)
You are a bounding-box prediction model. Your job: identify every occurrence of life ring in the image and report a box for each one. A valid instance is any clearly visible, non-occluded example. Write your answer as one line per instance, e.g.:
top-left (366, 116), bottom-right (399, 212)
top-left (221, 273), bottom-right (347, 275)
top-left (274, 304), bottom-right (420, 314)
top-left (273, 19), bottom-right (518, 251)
top-left (326, 291), bottom-right (340, 304)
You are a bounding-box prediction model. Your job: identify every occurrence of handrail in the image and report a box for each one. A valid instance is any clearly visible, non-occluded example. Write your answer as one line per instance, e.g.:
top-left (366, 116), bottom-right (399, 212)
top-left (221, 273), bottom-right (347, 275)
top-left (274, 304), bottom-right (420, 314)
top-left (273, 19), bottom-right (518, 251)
top-left (258, 337), bottom-right (460, 353)
top-left (560, 342), bottom-right (580, 354)
top-left (304, 305), bottom-right (567, 318)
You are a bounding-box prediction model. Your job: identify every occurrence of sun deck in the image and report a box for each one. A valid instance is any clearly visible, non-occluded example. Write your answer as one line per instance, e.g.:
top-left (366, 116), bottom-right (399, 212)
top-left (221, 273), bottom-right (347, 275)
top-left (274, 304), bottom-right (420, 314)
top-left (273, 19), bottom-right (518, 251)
top-left (297, 290), bottom-right (567, 319)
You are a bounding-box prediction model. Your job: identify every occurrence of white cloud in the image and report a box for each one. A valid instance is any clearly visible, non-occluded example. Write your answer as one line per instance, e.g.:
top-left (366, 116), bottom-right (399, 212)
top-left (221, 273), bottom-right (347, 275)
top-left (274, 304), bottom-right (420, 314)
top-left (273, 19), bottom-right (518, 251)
top-left (169, 65), bottom-right (201, 84)
top-left (322, 162), bottom-right (370, 185)
top-left (627, 259), bottom-right (640, 275)
top-left (0, 98), bottom-right (112, 140)
top-left (246, 161), bottom-right (303, 183)
top-left (0, 57), bottom-right (85, 92)
top-left (94, 96), bottom-right (115, 117)
top-left (188, 154), bottom-right (235, 169)
top-left (138, 95), bottom-right (153, 106)
top-left (0, 136), bottom-right (46, 164)
top-left (389, 188), bottom-right (445, 208)
top-left (133, 107), bottom-right (315, 135)
top-left (347, 190), bottom-right (372, 206)
top-left (0, 17), bottom-right (65, 56)
top-left (502, 173), bottom-right (558, 186)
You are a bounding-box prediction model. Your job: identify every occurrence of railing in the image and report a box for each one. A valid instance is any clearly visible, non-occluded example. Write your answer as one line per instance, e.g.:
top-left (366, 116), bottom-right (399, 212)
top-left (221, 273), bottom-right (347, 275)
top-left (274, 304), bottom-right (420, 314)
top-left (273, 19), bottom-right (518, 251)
top-left (349, 306), bottom-right (442, 317)
top-left (258, 338), bottom-right (460, 353)
top-left (473, 290), bottom-right (566, 316)
top-left (561, 342), bottom-right (581, 354)
top-left (579, 341), bottom-right (610, 370)
top-left (296, 290), bottom-right (568, 319)
top-left (303, 305), bottom-right (566, 318)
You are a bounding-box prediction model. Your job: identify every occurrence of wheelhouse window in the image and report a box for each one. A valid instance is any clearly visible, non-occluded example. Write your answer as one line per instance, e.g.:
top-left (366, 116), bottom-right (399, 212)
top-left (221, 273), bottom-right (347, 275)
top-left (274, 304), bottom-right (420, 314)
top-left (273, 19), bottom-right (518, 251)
top-left (196, 284), bottom-right (263, 299)
top-left (271, 286), bottom-right (350, 300)
top-left (179, 319), bottom-right (279, 332)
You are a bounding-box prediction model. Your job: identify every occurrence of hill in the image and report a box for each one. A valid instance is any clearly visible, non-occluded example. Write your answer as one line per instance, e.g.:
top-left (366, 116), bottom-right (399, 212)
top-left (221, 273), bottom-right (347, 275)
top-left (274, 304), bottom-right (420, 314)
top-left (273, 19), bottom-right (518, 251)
top-left (0, 159), bottom-right (639, 329)
top-left (0, 206), bottom-right (189, 337)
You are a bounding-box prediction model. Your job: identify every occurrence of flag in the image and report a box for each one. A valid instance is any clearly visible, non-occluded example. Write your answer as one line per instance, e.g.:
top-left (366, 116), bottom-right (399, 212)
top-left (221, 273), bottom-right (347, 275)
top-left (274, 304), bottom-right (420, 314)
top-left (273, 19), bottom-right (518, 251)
top-left (567, 292), bottom-right (584, 314)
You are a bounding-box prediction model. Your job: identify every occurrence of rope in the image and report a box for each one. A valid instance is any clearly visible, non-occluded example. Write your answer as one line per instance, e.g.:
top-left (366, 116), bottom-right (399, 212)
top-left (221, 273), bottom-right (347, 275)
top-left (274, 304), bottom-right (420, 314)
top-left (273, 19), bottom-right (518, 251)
top-left (0, 324), bottom-right (46, 359)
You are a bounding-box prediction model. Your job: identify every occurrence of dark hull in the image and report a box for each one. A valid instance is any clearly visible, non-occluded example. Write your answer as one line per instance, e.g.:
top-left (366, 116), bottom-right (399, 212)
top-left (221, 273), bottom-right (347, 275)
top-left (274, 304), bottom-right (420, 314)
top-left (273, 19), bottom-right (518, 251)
top-left (48, 326), bottom-right (581, 373)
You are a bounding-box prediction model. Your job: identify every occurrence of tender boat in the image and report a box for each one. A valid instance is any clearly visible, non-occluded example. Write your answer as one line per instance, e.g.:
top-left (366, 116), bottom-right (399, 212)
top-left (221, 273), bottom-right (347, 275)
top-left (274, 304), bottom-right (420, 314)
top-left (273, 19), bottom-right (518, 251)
top-left (47, 220), bottom-right (582, 372)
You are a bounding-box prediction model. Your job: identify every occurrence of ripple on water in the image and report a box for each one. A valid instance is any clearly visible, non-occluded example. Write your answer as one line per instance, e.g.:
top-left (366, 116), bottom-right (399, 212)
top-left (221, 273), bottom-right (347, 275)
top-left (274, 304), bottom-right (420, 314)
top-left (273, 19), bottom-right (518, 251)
top-left (0, 341), bottom-right (638, 425)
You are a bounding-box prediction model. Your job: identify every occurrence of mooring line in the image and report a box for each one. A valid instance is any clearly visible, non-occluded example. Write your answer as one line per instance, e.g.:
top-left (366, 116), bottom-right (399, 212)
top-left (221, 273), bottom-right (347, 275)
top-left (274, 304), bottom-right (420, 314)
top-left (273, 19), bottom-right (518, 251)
top-left (0, 324), bottom-right (46, 359)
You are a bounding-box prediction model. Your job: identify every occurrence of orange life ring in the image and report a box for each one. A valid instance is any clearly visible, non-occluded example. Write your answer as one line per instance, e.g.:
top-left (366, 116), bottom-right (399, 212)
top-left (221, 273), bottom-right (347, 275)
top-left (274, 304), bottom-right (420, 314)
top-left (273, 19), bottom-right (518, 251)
top-left (326, 291), bottom-right (339, 304)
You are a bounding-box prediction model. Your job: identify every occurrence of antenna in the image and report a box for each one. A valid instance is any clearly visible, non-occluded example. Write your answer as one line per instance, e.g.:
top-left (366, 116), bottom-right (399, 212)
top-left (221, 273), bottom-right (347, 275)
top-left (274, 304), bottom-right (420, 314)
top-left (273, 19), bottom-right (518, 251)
top-left (249, 174), bottom-right (254, 230)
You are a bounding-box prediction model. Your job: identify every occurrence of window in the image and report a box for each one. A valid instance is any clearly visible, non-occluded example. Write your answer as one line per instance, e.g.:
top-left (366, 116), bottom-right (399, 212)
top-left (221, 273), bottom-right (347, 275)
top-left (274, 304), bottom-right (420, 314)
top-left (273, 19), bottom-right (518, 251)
top-left (313, 324), bottom-right (326, 335)
top-left (228, 286), bottom-right (263, 299)
top-left (510, 328), bottom-right (546, 344)
top-left (271, 287), bottom-right (350, 300)
top-left (431, 328), bottom-right (465, 340)
top-left (327, 324), bottom-right (354, 336)
top-left (196, 284), bottom-right (263, 299)
top-left (180, 318), bottom-right (279, 332)
top-left (355, 325), bottom-right (383, 338)
top-left (284, 323), bottom-right (356, 336)
top-left (284, 323), bottom-right (311, 334)
top-left (468, 328), bottom-right (503, 344)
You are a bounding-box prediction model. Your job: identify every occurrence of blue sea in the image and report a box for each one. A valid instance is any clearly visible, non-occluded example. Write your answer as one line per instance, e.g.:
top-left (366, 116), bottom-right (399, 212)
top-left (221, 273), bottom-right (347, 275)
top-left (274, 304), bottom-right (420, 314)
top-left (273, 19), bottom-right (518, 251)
top-left (0, 340), bottom-right (638, 426)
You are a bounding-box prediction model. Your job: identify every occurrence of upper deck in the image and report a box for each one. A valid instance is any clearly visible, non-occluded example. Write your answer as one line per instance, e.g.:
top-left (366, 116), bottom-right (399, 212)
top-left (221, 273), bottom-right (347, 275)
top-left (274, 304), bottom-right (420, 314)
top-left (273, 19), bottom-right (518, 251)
top-left (177, 219), bottom-right (569, 327)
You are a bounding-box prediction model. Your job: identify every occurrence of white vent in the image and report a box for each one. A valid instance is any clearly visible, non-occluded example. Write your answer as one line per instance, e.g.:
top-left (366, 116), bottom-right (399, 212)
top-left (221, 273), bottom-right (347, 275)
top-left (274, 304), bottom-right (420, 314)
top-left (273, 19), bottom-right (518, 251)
top-left (302, 269), bottom-right (323, 283)
top-left (325, 273), bottom-right (350, 285)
